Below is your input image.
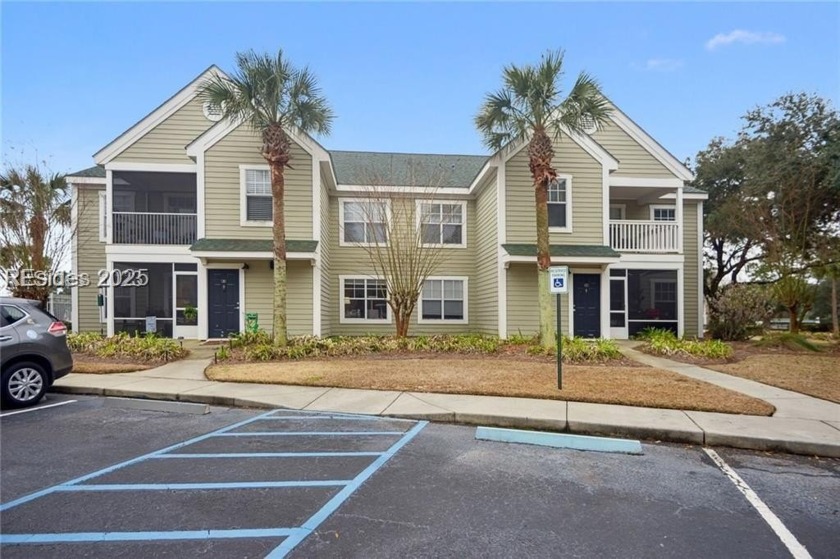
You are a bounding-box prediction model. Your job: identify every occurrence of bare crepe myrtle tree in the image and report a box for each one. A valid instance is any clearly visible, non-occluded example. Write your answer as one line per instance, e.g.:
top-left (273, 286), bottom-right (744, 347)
top-left (345, 161), bottom-right (455, 337)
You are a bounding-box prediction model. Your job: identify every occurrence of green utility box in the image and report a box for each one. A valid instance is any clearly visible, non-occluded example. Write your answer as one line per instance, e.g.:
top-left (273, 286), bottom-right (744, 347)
top-left (245, 313), bottom-right (259, 333)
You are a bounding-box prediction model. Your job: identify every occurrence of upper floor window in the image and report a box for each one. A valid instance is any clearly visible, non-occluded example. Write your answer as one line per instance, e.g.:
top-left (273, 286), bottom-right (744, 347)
top-left (418, 201), bottom-right (466, 247)
top-left (651, 206), bottom-right (676, 222)
top-left (548, 177), bottom-right (571, 230)
top-left (240, 167), bottom-right (272, 224)
top-left (340, 200), bottom-right (388, 246)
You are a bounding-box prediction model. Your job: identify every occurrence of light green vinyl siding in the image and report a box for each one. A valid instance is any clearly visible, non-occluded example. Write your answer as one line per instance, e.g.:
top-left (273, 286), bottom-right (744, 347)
top-left (243, 259), bottom-right (313, 337)
top-left (683, 201), bottom-right (700, 337)
top-left (75, 186), bottom-right (106, 333)
top-left (204, 124), bottom-right (312, 240)
top-left (591, 120), bottom-right (675, 178)
top-left (506, 139), bottom-right (603, 245)
top-left (472, 170), bottom-right (498, 335)
top-left (505, 264), bottom-right (570, 337)
top-left (114, 97), bottom-right (211, 163)
top-left (326, 196), bottom-right (478, 336)
top-left (319, 166), bottom-right (332, 336)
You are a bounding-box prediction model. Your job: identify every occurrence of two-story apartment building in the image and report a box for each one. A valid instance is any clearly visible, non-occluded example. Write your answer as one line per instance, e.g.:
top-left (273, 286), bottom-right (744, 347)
top-left (68, 66), bottom-right (706, 340)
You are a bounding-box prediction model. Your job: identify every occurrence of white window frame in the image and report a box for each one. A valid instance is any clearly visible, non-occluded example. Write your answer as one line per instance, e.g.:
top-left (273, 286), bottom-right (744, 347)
top-left (339, 275), bottom-right (391, 324)
top-left (98, 191), bottom-right (107, 242)
top-left (650, 205), bottom-right (676, 222)
top-left (609, 204), bottom-right (626, 221)
top-left (417, 276), bottom-right (469, 324)
top-left (339, 198), bottom-right (391, 247)
top-left (415, 200), bottom-right (467, 248)
top-left (548, 174), bottom-right (573, 233)
top-left (239, 165), bottom-right (273, 227)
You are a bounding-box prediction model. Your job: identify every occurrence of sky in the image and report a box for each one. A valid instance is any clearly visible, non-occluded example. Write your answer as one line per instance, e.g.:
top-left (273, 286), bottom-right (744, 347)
top-left (2, 1), bottom-right (838, 175)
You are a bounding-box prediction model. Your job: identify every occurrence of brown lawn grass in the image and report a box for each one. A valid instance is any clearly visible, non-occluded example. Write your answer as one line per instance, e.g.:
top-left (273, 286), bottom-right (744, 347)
top-left (710, 354), bottom-right (840, 403)
top-left (206, 357), bottom-right (774, 415)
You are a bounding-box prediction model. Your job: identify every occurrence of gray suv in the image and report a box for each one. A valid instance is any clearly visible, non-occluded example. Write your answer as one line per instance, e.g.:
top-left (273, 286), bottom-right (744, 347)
top-left (0, 297), bottom-right (73, 408)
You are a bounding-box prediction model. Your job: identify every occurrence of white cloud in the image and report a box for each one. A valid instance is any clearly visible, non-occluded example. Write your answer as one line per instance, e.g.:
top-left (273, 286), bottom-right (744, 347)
top-left (706, 30), bottom-right (786, 51)
top-left (644, 58), bottom-right (684, 72)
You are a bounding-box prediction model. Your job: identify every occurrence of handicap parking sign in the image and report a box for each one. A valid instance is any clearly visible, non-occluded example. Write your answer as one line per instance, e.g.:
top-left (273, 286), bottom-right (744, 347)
top-left (548, 266), bottom-right (569, 294)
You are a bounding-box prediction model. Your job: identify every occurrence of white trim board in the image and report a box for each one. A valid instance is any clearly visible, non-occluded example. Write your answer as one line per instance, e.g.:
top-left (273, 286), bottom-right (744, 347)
top-left (105, 162), bottom-right (197, 173)
top-left (503, 255), bottom-right (621, 266)
top-left (94, 66), bottom-right (227, 165)
top-left (609, 177), bottom-right (684, 188)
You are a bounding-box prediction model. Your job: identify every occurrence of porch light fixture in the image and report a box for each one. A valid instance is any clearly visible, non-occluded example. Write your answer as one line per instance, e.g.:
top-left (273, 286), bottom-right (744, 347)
top-left (242, 263), bottom-right (249, 270)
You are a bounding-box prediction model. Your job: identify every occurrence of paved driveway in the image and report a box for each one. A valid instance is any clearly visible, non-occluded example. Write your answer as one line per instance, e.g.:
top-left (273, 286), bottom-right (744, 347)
top-left (1, 396), bottom-right (837, 558)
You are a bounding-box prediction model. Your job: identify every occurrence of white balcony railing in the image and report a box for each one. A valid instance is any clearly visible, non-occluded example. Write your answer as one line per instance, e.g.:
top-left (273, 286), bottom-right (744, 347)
top-left (609, 220), bottom-right (680, 253)
top-left (112, 212), bottom-right (197, 245)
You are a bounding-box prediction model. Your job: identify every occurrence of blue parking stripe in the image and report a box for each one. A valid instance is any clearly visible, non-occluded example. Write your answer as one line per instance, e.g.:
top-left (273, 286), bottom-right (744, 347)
top-left (0, 409), bottom-right (278, 512)
top-left (0, 528), bottom-right (303, 544)
top-left (256, 416), bottom-right (383, 421)
top-left (214, 431), bottom-right (405, 437)
top-left (55, 481), bottom-right (350, 491)
top-left (154, 452), bottom-right (383, 458)
top-left (265, 420), bottom-right (428, 558)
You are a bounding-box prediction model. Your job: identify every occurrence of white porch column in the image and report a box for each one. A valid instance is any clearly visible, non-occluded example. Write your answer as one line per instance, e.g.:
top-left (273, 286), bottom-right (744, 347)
top-left (600, 267), bottom-right (610, 339)
top-left (197, 259), bottom-right (208, 339)
top-left (676, 186), bottom-right (684, 254)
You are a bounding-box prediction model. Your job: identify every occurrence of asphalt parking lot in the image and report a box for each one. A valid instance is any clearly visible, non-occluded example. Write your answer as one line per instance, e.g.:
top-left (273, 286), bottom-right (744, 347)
top-left (0, 395), bottom-right (838, 558)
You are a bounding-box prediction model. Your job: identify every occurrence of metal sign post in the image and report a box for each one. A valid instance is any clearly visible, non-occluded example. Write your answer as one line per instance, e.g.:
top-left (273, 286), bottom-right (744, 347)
top-left (548, 266), bottom-right (569, 390)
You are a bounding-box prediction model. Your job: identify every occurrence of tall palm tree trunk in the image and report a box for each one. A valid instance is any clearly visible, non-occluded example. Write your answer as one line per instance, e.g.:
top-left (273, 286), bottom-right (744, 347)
top-left (530, 128), bottom-right (558, 348)
top-left (270, 162), bottom-right (288, 346)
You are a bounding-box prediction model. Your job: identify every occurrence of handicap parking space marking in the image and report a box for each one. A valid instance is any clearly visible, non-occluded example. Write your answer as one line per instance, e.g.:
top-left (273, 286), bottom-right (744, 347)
top-left (703, 448), bottom-right (812, 559)
top-left (0, 407), bottom-right (428, 558)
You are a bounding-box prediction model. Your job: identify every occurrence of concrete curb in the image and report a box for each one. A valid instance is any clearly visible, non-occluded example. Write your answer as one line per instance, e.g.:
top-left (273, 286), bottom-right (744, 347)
top-left (50, 384), bottom-right (840, 458)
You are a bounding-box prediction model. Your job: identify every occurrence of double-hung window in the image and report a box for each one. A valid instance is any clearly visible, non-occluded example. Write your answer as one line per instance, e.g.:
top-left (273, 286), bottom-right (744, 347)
top-left (548, 177), bottom-right (571, 230)
top-left (418, 201), bottom-right (465, 247)
top-left (342, 277), bottom-right (389, 322)
top-left (341, 200), bottom-right (388, 245)
top-left (651, 206), bottom-right (676, 222)
top-left (420, 278), bottom-right (467, 322)
top-left (242, 167), bottom-right (272, 223)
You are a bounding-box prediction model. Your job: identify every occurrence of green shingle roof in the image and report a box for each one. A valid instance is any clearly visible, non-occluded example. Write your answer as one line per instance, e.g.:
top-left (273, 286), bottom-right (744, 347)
top-left (684, 186), bottom-right (706, 194)
top-left (328, 150), bottom-right (488, 188)
top-left (502, 244), bottom-right (620, 258)
top-left (190, 238), bottom-right (318, 253)
top-left (67, 165), bottom-right (105, 178)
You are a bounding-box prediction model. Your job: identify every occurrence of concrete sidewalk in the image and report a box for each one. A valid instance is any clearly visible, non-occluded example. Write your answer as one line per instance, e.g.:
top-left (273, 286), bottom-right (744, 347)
top-left (51, 356), bottom-right (840, 458)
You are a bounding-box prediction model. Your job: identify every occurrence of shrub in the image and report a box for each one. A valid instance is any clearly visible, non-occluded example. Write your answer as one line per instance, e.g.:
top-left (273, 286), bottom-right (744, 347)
top-left (754, 333), bottom-right (821, 352)
top-left (708, 284), bottom-right (774, 341)
top-left (525, 337), bottom-right (622, 363)
top-left (67, 332), bottom-right (188, 362)
top-left (640, 329), bottom-right (734, 360)
top-left (507, 332), bottom-right (538, 346)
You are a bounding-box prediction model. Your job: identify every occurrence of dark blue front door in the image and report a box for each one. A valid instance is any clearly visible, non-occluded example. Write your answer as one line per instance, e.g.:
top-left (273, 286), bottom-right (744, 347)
top-left (208, 269), bottom-right (239, 338)
top-left (573, 273), bottom-right (601, 338)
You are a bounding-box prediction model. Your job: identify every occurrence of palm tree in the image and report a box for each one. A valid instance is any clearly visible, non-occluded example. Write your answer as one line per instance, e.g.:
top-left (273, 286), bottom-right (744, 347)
top-left (200, 50), bottom-right (334, 345)
top-left (475, 50), bottom-right (611, 348)
top-left (0, 163), bottom-right (70, 305)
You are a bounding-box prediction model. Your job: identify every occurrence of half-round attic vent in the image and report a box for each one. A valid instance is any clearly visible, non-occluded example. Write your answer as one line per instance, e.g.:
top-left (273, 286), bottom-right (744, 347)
top-left (203, 101), bottom-right (223, 122)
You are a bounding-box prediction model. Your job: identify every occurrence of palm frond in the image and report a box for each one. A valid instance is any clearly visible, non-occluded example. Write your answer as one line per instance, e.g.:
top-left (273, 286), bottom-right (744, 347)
top-left (476, 49), bottom-right (612, 151)
top-left (555, 72), bottom-right (611, 137)
top-left (198, 49), bottom-right (333, 138)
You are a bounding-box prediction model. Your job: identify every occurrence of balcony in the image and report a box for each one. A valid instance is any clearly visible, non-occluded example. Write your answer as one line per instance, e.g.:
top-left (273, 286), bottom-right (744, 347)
top-left (609, 220), bottom-right (680, 253)
top-left (113, 212), bottom-right (197, 245)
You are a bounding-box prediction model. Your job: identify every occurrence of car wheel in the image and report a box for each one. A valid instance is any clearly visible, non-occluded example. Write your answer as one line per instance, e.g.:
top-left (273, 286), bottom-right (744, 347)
top-left (1, 362), bottom-right (48, 408)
